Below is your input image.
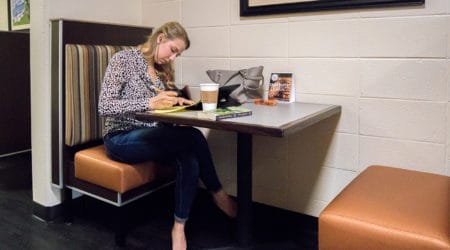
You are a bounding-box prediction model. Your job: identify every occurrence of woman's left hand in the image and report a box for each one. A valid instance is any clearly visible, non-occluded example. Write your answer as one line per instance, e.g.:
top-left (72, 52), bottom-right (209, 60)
top-left (175, 97), bottom-right (195, 106)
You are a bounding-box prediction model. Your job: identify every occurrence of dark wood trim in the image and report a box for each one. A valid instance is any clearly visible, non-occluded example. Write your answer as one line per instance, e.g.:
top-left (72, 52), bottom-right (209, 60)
top-left (240, 0), bottom-right (425, 16)
top-left (61, 20), bottom-right (151, 46)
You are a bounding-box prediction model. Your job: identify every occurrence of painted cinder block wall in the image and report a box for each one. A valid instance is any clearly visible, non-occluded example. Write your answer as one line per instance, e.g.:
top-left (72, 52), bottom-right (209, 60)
top-left (30, 0), bottom-right (449, 217)
top-left (30, 0), bottom-right (143, 208)
top-left (142, 0), bottom-right (450, 216)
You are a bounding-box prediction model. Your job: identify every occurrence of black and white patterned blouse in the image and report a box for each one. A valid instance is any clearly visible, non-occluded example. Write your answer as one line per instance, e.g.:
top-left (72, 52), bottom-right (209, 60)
top-left (98, 48), bottom-right (165, 136)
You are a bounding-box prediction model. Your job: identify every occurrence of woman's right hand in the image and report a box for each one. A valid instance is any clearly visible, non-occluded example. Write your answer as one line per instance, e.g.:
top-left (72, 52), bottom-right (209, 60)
top-left (148, 91), bottom-right (194, 110)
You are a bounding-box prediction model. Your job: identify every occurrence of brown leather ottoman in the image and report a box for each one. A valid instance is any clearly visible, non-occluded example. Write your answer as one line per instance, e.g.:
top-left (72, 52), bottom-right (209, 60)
top-left (319, 165), bottom-right (449, 249)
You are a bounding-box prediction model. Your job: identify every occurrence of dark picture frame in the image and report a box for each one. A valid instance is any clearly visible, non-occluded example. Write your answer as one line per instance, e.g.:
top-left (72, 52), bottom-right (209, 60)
top-left (240, 0), bottom-right (425, 16)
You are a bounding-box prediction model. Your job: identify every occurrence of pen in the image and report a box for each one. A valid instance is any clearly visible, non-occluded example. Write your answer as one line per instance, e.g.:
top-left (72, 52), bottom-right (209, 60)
top-left (151, 86), bottom-right (163, 93)
top-left (156, 86), bottom-right (182, 97)
top-left (145, 83), bottom-right (181, 97)
top-left (144, 82), bottom-right (163, 93)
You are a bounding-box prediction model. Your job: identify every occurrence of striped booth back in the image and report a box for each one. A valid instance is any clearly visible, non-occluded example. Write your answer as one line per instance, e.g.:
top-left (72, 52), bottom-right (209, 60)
top-left (65, 44), bottom-right (133, 146)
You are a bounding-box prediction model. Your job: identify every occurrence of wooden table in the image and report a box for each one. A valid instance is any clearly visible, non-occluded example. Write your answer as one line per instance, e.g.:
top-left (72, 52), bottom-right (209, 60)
top-left (136, 102), bottom-right (341, 247)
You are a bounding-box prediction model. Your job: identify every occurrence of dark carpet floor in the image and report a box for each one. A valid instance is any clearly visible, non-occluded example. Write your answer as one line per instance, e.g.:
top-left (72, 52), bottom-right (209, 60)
top-left (0, 152), bottom-right (318, 250)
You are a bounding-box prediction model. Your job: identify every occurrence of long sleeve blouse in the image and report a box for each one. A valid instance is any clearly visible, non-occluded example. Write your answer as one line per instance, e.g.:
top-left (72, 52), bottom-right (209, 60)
top-left (98, 48), bottom-right (165, 136)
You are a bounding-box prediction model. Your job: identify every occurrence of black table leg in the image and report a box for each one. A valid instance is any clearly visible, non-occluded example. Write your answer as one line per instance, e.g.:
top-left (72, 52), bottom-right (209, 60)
top-left (237, 132), bottom-right (252, 247)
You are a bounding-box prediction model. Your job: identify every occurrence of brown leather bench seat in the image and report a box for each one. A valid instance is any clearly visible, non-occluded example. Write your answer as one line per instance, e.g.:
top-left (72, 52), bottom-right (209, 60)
top-left (319, 165), bottom-right (449, 249)
top-left (75, 145), bottom-right (174, 193)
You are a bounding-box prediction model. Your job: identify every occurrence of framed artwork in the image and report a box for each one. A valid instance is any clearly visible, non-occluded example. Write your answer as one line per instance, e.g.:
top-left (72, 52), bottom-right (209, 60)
top-left (0, 0), bottom-right (9, 31)
top-left (240, 0), bottom-right (425, 16)
top-left (9, 0), bottom-right (29, 30)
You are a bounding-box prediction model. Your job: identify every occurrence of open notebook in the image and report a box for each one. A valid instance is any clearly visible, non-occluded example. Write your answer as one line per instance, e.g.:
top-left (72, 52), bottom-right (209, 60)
top-left (152, 101), bottom-right (201, 113)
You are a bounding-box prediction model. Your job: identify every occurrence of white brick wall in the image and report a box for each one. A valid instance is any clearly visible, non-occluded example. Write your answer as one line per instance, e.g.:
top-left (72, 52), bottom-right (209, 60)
top-left (183, 27), bottom-right (230, 57)
top-left (359, 99), bottom-right (446, 143)
top-left (359, 136), bottom-right (446, 175)
top-left (49, 0), bottom-right (142, 25)
top-left (289, 20), bottom-right (359, 57)
top-left (361, 59), bottom-right (447, 101)
top-left (231, 23), bottom-right (289, 57)
top-left (289, 59), bottom-right (360, 96)
top-left (359, 17), bottom-right (448, 58)
top-left (141, 0), bottom-right (450, 217)
top-left (182, 0), bottom-right (229, 27)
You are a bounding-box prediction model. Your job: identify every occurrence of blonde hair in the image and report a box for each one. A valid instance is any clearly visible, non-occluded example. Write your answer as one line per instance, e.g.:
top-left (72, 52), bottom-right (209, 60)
top-left (140, 22), bottom-right (190, 86)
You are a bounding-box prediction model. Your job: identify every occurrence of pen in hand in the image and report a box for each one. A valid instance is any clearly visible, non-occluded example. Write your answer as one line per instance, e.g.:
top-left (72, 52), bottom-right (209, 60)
top-left (150, 85), bottom-right (180, 96)
top-left (150, 85), bottom-right (163, 93)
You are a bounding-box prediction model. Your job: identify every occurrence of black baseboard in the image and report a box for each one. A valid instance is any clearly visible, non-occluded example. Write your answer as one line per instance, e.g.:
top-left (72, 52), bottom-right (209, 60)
top-left (32, 201), bottom-right (63, 222)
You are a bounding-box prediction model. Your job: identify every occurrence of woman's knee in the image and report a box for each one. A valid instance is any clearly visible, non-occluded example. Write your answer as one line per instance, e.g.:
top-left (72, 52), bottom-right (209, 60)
top-left (183, 126), bottom-right (201, 135)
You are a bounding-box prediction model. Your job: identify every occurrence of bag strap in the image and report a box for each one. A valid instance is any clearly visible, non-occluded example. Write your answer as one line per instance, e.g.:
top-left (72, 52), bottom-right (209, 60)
top-left (243, 76), bottom-right (264, 90)
top-left (239, 69), bottom-right (264, 90)
top-left (220, 71), bottom-right (241, 87)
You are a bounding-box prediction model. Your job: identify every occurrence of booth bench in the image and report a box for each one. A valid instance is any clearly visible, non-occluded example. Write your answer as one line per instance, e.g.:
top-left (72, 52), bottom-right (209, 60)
top-left (50, 19), bottom-right (175, 246)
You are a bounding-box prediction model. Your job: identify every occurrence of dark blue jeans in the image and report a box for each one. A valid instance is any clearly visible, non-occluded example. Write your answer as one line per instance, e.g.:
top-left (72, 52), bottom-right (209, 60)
top-left (103, 125), bottom-right (222, 222)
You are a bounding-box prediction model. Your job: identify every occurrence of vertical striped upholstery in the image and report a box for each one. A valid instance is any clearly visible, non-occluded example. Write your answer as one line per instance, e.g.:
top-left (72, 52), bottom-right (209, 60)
top-left (65, 44), bottom-right (133, 146)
